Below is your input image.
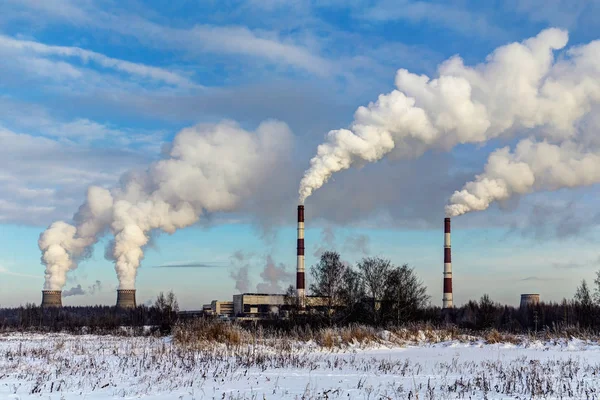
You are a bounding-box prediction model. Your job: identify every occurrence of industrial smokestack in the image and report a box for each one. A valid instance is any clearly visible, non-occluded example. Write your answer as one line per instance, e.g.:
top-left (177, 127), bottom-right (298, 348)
top-left (41, 290), bottom-right (62, 307)
top-left (297, 205), bottom-right (305, 309)
top-left (443, 217), bottom-right (453, 309)
top-left (116, 289), bottom-right (136, 309)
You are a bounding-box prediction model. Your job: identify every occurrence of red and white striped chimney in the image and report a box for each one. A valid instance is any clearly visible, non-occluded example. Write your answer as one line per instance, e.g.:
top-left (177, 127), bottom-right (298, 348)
top-left (297, 205), bottom-right (306, 309)
top-left (443, 217), bottom-right (453, 309)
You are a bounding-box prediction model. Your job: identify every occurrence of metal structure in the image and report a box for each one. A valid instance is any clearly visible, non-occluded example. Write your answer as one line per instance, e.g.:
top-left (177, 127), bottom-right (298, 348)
top-left (443, 217), bottom-right (453, 309)
top-left (41, 290), bottom-right (62, 307)
top-left (520, 293), bottom-right (540, 309)
top-left (116, 289), bottom-right (137, 309)
top-left (297, 205), bottom-right (306, 309)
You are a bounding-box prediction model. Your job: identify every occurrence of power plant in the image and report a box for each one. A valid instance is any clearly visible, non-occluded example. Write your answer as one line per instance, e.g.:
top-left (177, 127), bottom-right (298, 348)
top-left (116, 289), bottom-right (137, 309)
top-left (443, 217), bottom-right (453, 309)
top-left (36, 206), bottom-right (542, 315)
top-left (41, 290), bottom-right (62, 307)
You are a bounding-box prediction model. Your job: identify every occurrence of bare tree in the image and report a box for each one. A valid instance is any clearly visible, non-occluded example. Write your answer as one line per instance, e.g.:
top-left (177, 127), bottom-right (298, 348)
top-left (594, 271), bottom-right (600, 305)
top-left (381, 264), bottom-right (429, 325)
top-left (338, 267), bottom-right (366, 321)
top-left (310, 251), bottom-right (346, 323)
top-left (154, 290), bottom-right (179, 328)
top-left (357, 257), bottom-right (392, 323)
top-left (284, 284), bottom-right (299, 319)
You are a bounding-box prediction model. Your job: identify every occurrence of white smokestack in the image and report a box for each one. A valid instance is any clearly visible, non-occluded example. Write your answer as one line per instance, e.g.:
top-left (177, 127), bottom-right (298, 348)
top-left (39, 120), bottom-right (293, 291)
top-left (298, 29), bottom-right (600, 203)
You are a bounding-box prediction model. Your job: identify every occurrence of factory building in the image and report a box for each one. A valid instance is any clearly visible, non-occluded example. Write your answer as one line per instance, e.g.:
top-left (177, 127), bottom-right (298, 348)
top-left (211, 300), bottom-right (234, 317)
top-left (231, 293), bottom-right (331, 318)
top-left (233, 293), bottom-right (286, 316)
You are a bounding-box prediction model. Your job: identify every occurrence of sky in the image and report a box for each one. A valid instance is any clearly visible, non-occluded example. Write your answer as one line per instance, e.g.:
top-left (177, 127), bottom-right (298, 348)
top-left (0, 0), bottom-right (599, 309)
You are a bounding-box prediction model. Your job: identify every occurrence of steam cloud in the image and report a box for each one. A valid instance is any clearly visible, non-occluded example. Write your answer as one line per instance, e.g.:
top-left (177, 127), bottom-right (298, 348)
top-left (298, 28), bottom-right (600, 217)
top-left (255, 255), bottom-right (293, 293)
top-left (63, 284), bottom-right (85, 297)
top-left (229, 250), bottom-right (252, 293)
top-left (40, 120), bottom-right (293, 290)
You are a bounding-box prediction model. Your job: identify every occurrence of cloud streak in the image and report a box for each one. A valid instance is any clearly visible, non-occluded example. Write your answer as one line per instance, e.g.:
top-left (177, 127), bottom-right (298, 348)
top-left (152, 262), bottom-right (226, 268)
top-left (0, 35), bottom-right (199, 88)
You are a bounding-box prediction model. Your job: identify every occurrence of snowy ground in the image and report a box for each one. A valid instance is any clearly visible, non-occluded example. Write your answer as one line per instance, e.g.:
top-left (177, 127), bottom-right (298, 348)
top-left (2, 333), bottom-right (600, 399)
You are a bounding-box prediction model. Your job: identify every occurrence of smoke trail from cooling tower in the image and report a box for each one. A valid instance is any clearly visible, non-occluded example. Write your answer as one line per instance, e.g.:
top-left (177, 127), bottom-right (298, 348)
top-left (40, 120), bottom-right (293, 290)
top-left (299, 29), bottom-right (600, 206)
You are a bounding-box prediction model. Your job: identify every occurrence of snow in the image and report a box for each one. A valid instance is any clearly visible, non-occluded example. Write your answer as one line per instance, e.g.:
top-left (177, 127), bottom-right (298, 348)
top-left (2, 332), bottom-right (600, 399)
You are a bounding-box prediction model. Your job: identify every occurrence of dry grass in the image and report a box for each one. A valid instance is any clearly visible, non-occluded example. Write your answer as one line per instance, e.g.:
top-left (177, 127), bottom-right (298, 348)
top-left (170, 319), bottom-right (600, 351)
top-left (173, 319), bottom-right (252, 348)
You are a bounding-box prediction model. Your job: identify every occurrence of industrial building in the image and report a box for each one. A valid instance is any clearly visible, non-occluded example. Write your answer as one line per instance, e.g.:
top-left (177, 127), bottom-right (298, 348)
top-left (41, 290), bottom-right (62, 308)
top-left (520, 294), bottom-right (540, 309)
top-left (116, 289), bottom-right (137, 309)
top-left (211, 300), bottom-right (234, 317)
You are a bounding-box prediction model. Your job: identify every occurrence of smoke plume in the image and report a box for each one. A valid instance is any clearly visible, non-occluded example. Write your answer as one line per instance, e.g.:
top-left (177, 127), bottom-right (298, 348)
top-left (63, 284), bottom-right (85, 297)
top-left (88, 280), bottom-right (102, 295)
top-left (229, 250), bottom-right (252, 293)
top-left (299, 29), bottom-right (600, 213)
top-left (40, 120), bottom-right (293, 290)
top-left (343, 234), bottom-right (371, 255)
top-left (230, 266), bottom-right (250, 293)
top-left (256, 255), bottom-right (293, 293)
top-left (313, 226), bottom-right (336, 257)
top-left (446, 139), bottom-right (600, 216)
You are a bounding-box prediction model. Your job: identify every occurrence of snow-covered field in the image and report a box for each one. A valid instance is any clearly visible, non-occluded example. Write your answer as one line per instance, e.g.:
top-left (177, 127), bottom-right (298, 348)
top-left (2, 332), bottom-right (600, 399)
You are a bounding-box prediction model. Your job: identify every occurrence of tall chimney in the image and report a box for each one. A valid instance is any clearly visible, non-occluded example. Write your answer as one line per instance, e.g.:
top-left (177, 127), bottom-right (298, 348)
top-left (41, 290), bottom-right (62, 307)
top-left (297, 205), bottom-right (306, 309)
top-left (443, 217), bottom-right (453, 309)
top-left (116, 289), bottom-right (136, 309)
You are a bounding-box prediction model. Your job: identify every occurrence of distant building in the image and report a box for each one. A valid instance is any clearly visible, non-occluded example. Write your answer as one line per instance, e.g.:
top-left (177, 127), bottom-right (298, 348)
top-left (232, 293), bottom-right (331, 318)
top-left (520, 294), bottom-right (540, 309)
top-left (202, 304), bottom-right (213, 315)
top-left (233, 293), bottom-right (287, 317)
top-left (211, 300), bottom-right (234, 317)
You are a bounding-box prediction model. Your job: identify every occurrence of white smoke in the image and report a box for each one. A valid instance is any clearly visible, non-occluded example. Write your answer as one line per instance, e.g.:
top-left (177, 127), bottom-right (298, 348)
top-left (446, 36), bottom-right (600, 216)
top-left (446, 139), bottom-right (600, 217)
top-left (39, 186), bottom-right (113, 290)
top-left (299, 28), bottom-right (600, 206)
top-left (256, 255), bottom-right (293, 294)
top-left (40, 120), bottom-right (293, 290)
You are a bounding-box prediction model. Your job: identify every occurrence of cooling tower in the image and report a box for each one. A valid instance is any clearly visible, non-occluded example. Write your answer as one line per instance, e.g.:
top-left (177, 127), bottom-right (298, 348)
top-left (297, 205), bottom-right (306, 309)
top-left (116, 289), bottom-right (137, 308)
top-left (443, 217), bottom-right (453, 309)
top-left (41, 290), bottom-right (62, 307)
top-left (520, 294), bottom-right (540, 309)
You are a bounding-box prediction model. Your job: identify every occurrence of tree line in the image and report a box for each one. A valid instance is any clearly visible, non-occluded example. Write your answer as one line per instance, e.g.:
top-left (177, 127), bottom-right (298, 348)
top-left (284, 250), bottom-right (600, 333)
top-left (3, 252), bottom-right (600, 334)
top-left (0, 291), bottom-right (179, 334)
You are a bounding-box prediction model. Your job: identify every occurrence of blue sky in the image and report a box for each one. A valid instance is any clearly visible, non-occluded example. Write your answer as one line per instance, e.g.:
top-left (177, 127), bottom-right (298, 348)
top-left (0, 0), bottom-right (599, 309)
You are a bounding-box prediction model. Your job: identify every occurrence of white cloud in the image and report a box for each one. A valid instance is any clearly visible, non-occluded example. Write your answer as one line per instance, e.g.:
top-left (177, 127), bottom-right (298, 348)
top-left (506, 0), bottom-right (592, 28)
top-left (0, 125), bottom-right (154, 225)
top-left (2, 0), bottom-right (332, 75)
top-left (0, 97), bottom-right (168, 147)
top-left (0, 265), bottom-right (40, 279)
top-left (0, 35), bottom-right (198, 88)
top-left (363, 0), bottom-right (505, 39)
